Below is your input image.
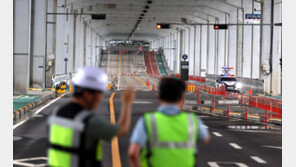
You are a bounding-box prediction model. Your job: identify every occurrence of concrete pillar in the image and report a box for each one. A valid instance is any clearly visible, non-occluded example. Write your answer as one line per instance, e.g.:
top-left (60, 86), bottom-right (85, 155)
top-left (261, 0), bottom-right (272, 94)
top-left (236, 7), bottom-right (244, 77)
top-left (188, 27), bottom-right (194, 75)
top-left (271, 0), bottom-right (282, 95)
top-left (46, 0), bottom-right (57, 87)
top-left (208, 17), bottom-right (215, 74)
top-left (30, 0), bottom-right (47, 88)
top-left (195, 25), bottom-right (201, 76)
top-left (55, 0), bottom-right (66, 74)
top-left (13, 0), bottom-right (31, 93)
top-left (74, 9), bottom-right (84, 70)
top-left (242, 0), bottom-right (253, 78)
top-left (173, 33), bottom-right (178, 72)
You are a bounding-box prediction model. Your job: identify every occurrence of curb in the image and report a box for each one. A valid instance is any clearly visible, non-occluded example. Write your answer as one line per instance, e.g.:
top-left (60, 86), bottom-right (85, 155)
top-left (13, 92), bottom-right (57, 120)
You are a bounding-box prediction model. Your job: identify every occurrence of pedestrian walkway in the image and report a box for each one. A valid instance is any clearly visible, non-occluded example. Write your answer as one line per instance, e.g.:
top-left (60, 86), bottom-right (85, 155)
top-left (13, 94), bottom-right (42, 111)
top-left (13, 90), bottom-right (56, 120)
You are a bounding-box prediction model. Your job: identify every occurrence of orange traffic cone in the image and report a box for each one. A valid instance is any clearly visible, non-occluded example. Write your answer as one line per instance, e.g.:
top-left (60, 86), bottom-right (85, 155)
top-left (248, 86), bottom-right (252, 94)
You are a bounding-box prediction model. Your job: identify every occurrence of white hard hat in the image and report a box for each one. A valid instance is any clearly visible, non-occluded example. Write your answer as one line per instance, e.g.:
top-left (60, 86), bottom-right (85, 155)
top-left (72, 66), bottom-right (108, 92)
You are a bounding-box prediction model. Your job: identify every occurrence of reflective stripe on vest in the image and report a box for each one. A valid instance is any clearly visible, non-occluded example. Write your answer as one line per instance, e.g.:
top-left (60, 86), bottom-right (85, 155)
top-left (149, 113), bottom-right (196, 149)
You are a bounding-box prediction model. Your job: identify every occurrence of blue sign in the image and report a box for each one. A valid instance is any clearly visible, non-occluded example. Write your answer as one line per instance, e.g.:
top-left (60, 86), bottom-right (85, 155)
top-left (245, 14), bottom-right (261, 19)
top-left (182, 54), bottom-right (188, 60)
top-left (64, 58), bottom-right (68, 62)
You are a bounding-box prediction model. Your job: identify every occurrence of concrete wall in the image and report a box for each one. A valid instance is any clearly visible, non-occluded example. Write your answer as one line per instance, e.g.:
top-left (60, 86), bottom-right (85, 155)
top-left (13, 0), bottom-right (104, 93)
top-left (153, 0), bottom-right (282, 95)
top-left (13, 0), bottom-right (31, 93)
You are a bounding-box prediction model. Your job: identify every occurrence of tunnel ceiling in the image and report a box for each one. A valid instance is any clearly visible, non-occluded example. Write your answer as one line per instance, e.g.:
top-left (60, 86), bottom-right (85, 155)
top-left (66, 0), bottom-right (242, 42)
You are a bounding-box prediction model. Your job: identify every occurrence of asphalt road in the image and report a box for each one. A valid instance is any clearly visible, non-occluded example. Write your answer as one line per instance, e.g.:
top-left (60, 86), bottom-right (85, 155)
top-left (13, 91), bottom-right (282, 167)
top-left (13, 51), bottom-right (281, 167)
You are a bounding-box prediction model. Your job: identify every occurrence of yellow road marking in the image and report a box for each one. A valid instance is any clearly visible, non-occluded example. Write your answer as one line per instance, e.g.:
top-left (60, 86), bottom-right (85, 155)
top-left (109, 92), bottom-right (122, 167)
top-left (119, 51), bottom-right (122, 75)
top-left (133, 76), bottom-right (152, 90)
top-left (147, 51), bottom-right (155, 75)
top-left (28, 88), bottom-right (44, 91)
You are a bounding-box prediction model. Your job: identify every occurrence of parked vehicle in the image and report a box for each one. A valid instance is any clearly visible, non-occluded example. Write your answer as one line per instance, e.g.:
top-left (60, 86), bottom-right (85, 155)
top-left (215, 77), bottom-right (242, 92)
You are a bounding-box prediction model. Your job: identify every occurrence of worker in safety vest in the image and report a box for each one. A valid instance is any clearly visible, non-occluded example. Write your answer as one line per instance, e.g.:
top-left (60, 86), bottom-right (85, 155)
top-left (47, 66), bottom-right (135, 167)
top-left (128, 77), bottom-right (210, 167)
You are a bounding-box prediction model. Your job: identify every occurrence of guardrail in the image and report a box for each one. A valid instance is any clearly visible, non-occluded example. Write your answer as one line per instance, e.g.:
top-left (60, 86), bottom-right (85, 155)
top-left (171, 73), bottom-right (206, 83)
top-left (227, 91), bottom-right (282, 119)
top-left (166, 72), bottom-right (281, 120)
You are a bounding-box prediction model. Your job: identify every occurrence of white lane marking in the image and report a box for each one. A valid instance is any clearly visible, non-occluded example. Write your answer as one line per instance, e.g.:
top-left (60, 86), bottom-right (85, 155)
top-left (208, 162), bottom-right (248, 167)
top-left (197, 115), bottom-right (209, 118)
top-left (130, 54), bottom-right (134, 74)
top-left (212, 132), bottom-right (223, 137)
top-left (202, 125), bottom-right (209, 129)
top-left (13, 95), bottom-right (63, 130)
top-left (14, 95), bottom-right (23, 99)
top-left (250, 156), bottom-right (267, 164)
top-left (208, 162), bottom-right (219, 167)
top-left (262, 145), bottom-right (282, 149)
top-left (229, 143), bottom-right (242, 149)
top-left (118, 76), bottom-right (121, 89)
top-left (107, 51), bottom-right (110, 74)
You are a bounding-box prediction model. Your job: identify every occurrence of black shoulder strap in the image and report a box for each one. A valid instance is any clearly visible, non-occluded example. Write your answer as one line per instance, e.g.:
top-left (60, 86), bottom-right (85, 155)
top-left (79, 112), bottom-right (97, 166)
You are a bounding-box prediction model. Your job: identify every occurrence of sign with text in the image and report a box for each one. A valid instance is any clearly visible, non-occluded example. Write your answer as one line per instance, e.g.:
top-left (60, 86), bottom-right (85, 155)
top-left (245, 14), bottom-right (261, 24)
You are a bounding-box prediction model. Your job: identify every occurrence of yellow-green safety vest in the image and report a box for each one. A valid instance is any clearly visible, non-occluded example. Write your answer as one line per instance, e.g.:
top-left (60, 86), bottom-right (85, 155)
top-left (141, 111), bottom-right (198, 167)
top-left (47, 110), bottom-right (103, 167)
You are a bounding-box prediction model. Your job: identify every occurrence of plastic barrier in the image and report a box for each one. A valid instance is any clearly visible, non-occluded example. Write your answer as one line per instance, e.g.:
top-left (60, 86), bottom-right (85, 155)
top-left (186, 84), bottom-right (195, 92)
top-left (230, 93), bottom-right (282, 119)
top-left (171, 73), bottom-right (205, 83)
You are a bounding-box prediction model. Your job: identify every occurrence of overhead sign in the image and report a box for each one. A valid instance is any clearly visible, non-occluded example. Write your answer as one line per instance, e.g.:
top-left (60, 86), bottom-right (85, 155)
top-left (91, 14), bottom-right (106, 20)
top-left (138, 46), bottom-right (143, 51)
top-left (245, 14), bottom-right (261, 23)
top-left (182, 54), bottom-right (188, 60)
